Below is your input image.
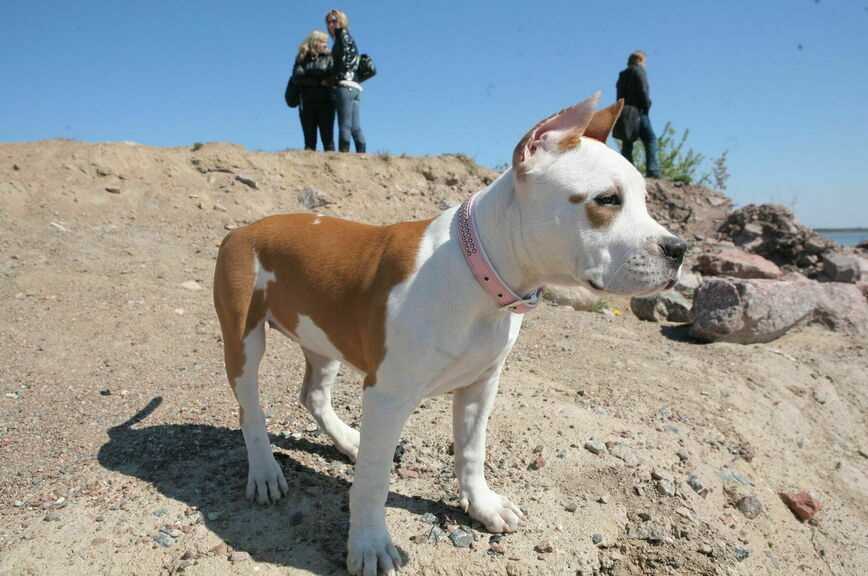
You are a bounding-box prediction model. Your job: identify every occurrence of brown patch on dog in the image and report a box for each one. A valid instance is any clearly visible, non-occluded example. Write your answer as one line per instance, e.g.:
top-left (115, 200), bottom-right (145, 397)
top-left (584, 100), bottom-right (624, 144)
top-left (585, 203), bottom-right (619, 229)
top-left (214, 214), bottom-right (432, 390)
top-left (558, 130), bottom-right (582, 152)
top-left (569, 193), bottom-right (587, 204)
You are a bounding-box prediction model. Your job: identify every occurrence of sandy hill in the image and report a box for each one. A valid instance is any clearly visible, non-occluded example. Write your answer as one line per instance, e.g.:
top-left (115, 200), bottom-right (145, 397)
top-left (0, 140), bottom-right (866, 576)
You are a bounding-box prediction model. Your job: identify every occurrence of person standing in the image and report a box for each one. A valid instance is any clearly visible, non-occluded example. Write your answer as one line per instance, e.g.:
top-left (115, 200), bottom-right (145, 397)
top-left (616, 51), bottom-right (660, 178)
top-left (326, 9), bottom-right (366, 153)
top-left (293, 30), bottom-right (335, 151)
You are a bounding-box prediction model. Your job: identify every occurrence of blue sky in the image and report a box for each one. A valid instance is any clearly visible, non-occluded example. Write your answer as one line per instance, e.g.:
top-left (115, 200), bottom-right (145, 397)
top-left (2, 1), bottom-right (867, 228)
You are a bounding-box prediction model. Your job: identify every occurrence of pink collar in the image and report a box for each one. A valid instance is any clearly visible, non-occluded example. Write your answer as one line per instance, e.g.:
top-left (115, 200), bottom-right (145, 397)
top-left (456, 193), bottom-right (542, 314)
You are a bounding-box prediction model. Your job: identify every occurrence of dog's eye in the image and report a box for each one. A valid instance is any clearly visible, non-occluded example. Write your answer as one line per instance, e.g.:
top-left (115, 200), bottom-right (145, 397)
top-left (594, 194), bottom-right (622, 207)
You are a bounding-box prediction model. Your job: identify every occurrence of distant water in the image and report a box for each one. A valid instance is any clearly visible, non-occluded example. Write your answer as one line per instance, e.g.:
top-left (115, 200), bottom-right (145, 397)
top-left (815, 228), bottom-right (868, 247)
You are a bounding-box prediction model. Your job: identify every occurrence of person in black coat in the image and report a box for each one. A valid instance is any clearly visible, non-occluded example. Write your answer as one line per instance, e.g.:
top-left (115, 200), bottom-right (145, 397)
top-left (293, 30), bottom-right (335, 151)
top-left (326, 9), bottom-right (366, 153)
top-left (616, 51), bottom-right (661, 178)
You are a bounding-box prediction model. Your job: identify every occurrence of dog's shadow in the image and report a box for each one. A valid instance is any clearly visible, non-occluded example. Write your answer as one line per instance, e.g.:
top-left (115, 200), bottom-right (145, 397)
top-left (97, 397), bottom-right (457, 575)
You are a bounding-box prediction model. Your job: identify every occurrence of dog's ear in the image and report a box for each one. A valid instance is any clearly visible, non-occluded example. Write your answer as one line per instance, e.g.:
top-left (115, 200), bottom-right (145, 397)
top-left (513, 92), bottom-right (600, 174)
top-left (584, 99), bottom-right (624, 144)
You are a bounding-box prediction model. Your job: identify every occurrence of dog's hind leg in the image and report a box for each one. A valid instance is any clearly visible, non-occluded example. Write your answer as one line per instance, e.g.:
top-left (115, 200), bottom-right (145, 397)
top-left (300, 349), bottom-right (360, 462)
top-left (214, 236), bottom-right (288, 504)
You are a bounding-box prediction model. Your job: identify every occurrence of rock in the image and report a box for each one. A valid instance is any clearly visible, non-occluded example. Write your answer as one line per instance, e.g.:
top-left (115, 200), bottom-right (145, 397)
top-left (298, 187), bottom-right (332, 210)
top-left (564, 502), bottom-right (578, 513)
top-left (735, 547), bottom-right (751, 561)
top-left (736, 495), bottom-right (763, 519)
top-left (534, 541), bottom-right (555, 554)
top-left (542, 285), bottom-right (599, 311)
top-left (488, 542), bottom-right (505, 555)
top-left (420, 512), bottom-right (437, 524)
top-left (99, 388), bottom-right (112, 396)
top-left (583, 439), bottom-right (607, 456)
top-left (695, 248), bottom-right (783, 279)
top-left (779, 491), bottom-right (822, 522)
top-left (690, 277), bottom-right (868, 343)
top-left (591, 533), bottom-right (603, 545)
top-left (676, 449), bottom-right (689, 462)
top-left (449, 528), bottom-right (473, 548)
top-left (154, 533), bottom-right (175, 548)
top-left (607, 442), bottom-right (639, 467)
top-left (674, 272), bottom-right (702, 296)
top-left (718, 204), bottom-right (835, 278)
top-left (630, 291), bottom-right (692, 323)
top-left (229, 551), bottom-right (251, 563)
top-left (105, 186), bottom-right (121, 194)
top-left (822, 253), bottom-right (861, 283)
top-left (687, 474), bottom-right (706, 496)
top-left (426, 526), bottom-right (446, 544)
top-left (44, 511), bottom-right (61, 522)
top-left (528, 454), bottom-right (545, 470)
top-left (234, 175), bottom-right (258, 189)
top-left (181, 280), bottom-right (203, 291)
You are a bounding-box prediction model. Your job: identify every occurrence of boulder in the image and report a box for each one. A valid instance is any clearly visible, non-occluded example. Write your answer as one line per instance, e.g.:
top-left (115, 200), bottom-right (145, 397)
top-left (821, 253), bottom-right (861, 283)
top-left (695, 248), bottom-right (783, 279)
top-left (690, 277), bottom-right (868, 343)
top-left (644, 179), bottom-right (732, 240)
top-left (717, 204), bottom-right (836, 278)
top-left (630, 291), bottom-right (692, 323)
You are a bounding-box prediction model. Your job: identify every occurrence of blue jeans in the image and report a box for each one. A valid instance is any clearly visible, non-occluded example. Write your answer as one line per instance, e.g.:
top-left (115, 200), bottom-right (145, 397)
top-left (335, 85), bottom-right (366, 153)
top-left (621, 113), bottom-right (660, 178)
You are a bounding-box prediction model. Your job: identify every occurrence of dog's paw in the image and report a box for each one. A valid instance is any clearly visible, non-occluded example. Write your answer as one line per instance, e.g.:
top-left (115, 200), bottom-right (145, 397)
top-left (460, 489), bottom-right (524, 533)
top-left (346, 527), bottom-right (404, 575)
top-left (246, 453), bottom-right (289, 505)
top-left (335, 428), bottom-right (360, 463)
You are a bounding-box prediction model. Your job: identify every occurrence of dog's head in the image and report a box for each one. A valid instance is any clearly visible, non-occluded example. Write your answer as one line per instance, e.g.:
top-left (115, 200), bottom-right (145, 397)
top-left (511, 92), bottom-right (686, 295)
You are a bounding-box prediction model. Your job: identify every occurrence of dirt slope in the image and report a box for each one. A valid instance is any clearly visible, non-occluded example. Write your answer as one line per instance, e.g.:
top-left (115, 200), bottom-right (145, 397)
top-left (1, 141), bottom-right (867, 576)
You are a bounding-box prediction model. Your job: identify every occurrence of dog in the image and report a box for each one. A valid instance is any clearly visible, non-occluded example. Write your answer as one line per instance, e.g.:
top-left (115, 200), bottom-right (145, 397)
top-left (213, 92), bottom-right (686, 575)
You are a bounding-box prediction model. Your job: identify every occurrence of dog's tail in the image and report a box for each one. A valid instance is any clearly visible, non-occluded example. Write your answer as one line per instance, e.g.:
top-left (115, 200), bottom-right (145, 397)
top-left (213, 229), bottom-right (262, 390)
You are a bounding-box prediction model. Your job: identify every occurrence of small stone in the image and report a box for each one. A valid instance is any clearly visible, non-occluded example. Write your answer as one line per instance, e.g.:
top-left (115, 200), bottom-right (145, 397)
top-left (637, 511), bottom-right (651, 522)
top-left (699, 544), bottom-right (713, 556)
top-left (597, 494), bottom-right (610, 504)
top-left (489, 543), bottom-right (506, 555)
top-left (235, 175), bottom-right (258, 189)
top-left (779, 491), bottom-right (822, 522)
top-left (528, 454), bottom-right (545, 470)
top-left (534, 541), bottom-right (554, 554)
top-left (420, 512), bottom-right (438, 524)
top-left (656, 478), bottom-right (677, 497)
top-left (591, 533), bottom-right (603, 546)
top-left (105, 186), bottom-right (121, 194)
top-left (13, 500), bottom-right (25, 508)
top-left (154, 533), bottom-right (175, 548)
top-left (676, 449), bottom-right (689, 462)
top-left (449, 528), bottom-right (473, 548)
top-left (230, 551), bottom-right (251, 563)
top-left (734, 547), bottom-right (751, 561)
top-left (180, 550), bottom-right (195, 561)
top-left (426, 526), bottom-right (446, 544)
top-left (584, 439), bottom-right (606, 455)
top-left (181, 280), bottom-right (203, 291)
top-left (687, 474), bottom-right (706, 495)
top-left (736, 495), bottom-right (763, 519)
top-left (99, 388), bottom-right (112, 396)
top-left (564, 502), bottom-right (578, 513)
top-left (44, 511), bottom-right (61, 522)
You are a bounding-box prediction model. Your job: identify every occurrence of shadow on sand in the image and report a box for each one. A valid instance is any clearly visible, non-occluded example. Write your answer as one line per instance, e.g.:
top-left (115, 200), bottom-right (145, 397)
top-left (97, 397), bottom-right (457, 575)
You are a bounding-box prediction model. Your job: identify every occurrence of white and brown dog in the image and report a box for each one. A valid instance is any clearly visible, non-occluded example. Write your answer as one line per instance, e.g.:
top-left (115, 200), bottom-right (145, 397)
top-left (213, 93), bottom-right (686, 575)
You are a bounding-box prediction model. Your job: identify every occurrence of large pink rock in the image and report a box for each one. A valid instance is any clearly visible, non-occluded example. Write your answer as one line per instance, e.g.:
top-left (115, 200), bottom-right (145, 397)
top-left (690, 277), bottom-right (868, 343)
top-left (779, 491), bottom-right (822, 523)
top-left (696, 248), bottom-right (783, 279)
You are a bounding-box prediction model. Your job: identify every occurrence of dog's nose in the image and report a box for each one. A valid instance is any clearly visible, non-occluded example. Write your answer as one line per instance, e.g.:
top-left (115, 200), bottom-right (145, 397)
top-left (659, 237), bottom-right (687, 264)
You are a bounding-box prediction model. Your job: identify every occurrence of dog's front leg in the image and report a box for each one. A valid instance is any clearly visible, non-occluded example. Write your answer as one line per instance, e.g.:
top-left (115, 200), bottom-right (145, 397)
top-left (346, 387), bottom-right (414, 576)
top-left (453, 365), bottom-right (524, 533)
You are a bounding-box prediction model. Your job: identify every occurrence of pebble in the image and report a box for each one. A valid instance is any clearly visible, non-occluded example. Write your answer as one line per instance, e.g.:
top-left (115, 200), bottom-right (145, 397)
top-left (534, 541), bottom-right (554, 554)
top-left (154, 533), bottom-right (175, 548)
top-left (676, 449), bottom-right (689, 462)
top-left (449, 528), bottom-right (473, 548)
top-left (564, 502), bottom-right (578, 513)
top-left (583, 439), bottom-right (606, 455)
top-left (235, 175), bottom-right (258, 189)
top-left (597, 494), bottom-right (610, 504)
top-left (591, 533), bottom-right (603, 545)
top-left (44, 511), bottom-right (61, 522)
top-left (181, 280), bottom-right (203, 291)
top-left (99, 388), bottom-right (112, 396)
top-left (734, 546), bottom-right (751, 561)
top-left (230, 551), bottom-right (251, 563)
top-left (699, 544), bottom-right (713, 556)
top-left (736, 495), bottom-right (763, 519)
top-left (427, 526), bottom-right (446, 544)
top-left (528, 454), bottom-right (545, 470)
top-left (489, 542), bottom-right (506, 555)
top-left (687, 474), bottom-right (705, 495)
top-left (420, 512), bottom-right (438, 524)
top-left (13, 500), bottom-right (25, 508)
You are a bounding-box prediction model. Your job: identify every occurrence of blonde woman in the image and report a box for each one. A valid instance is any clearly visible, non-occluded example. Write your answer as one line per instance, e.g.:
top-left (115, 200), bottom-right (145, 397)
top-left (293, 30), bottom-right (335, 151)
top-left (325, 9), bottom-right (366, 153)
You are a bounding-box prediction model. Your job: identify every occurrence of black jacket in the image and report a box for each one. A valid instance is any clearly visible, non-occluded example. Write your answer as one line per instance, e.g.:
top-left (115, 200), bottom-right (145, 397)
top-left (293, 52), bottom-right (334, 102)
top-left (331, 27), bottom-right (359, 83)
top-left (616, 64), bottom-right (651, 113)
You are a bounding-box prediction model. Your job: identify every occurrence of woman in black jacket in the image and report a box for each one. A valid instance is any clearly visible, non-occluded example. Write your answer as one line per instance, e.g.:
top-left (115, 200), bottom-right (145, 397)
top-left (325, 10), bottom-right (366, 153)
top-left (293, 30), bottom-right (335, 151)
